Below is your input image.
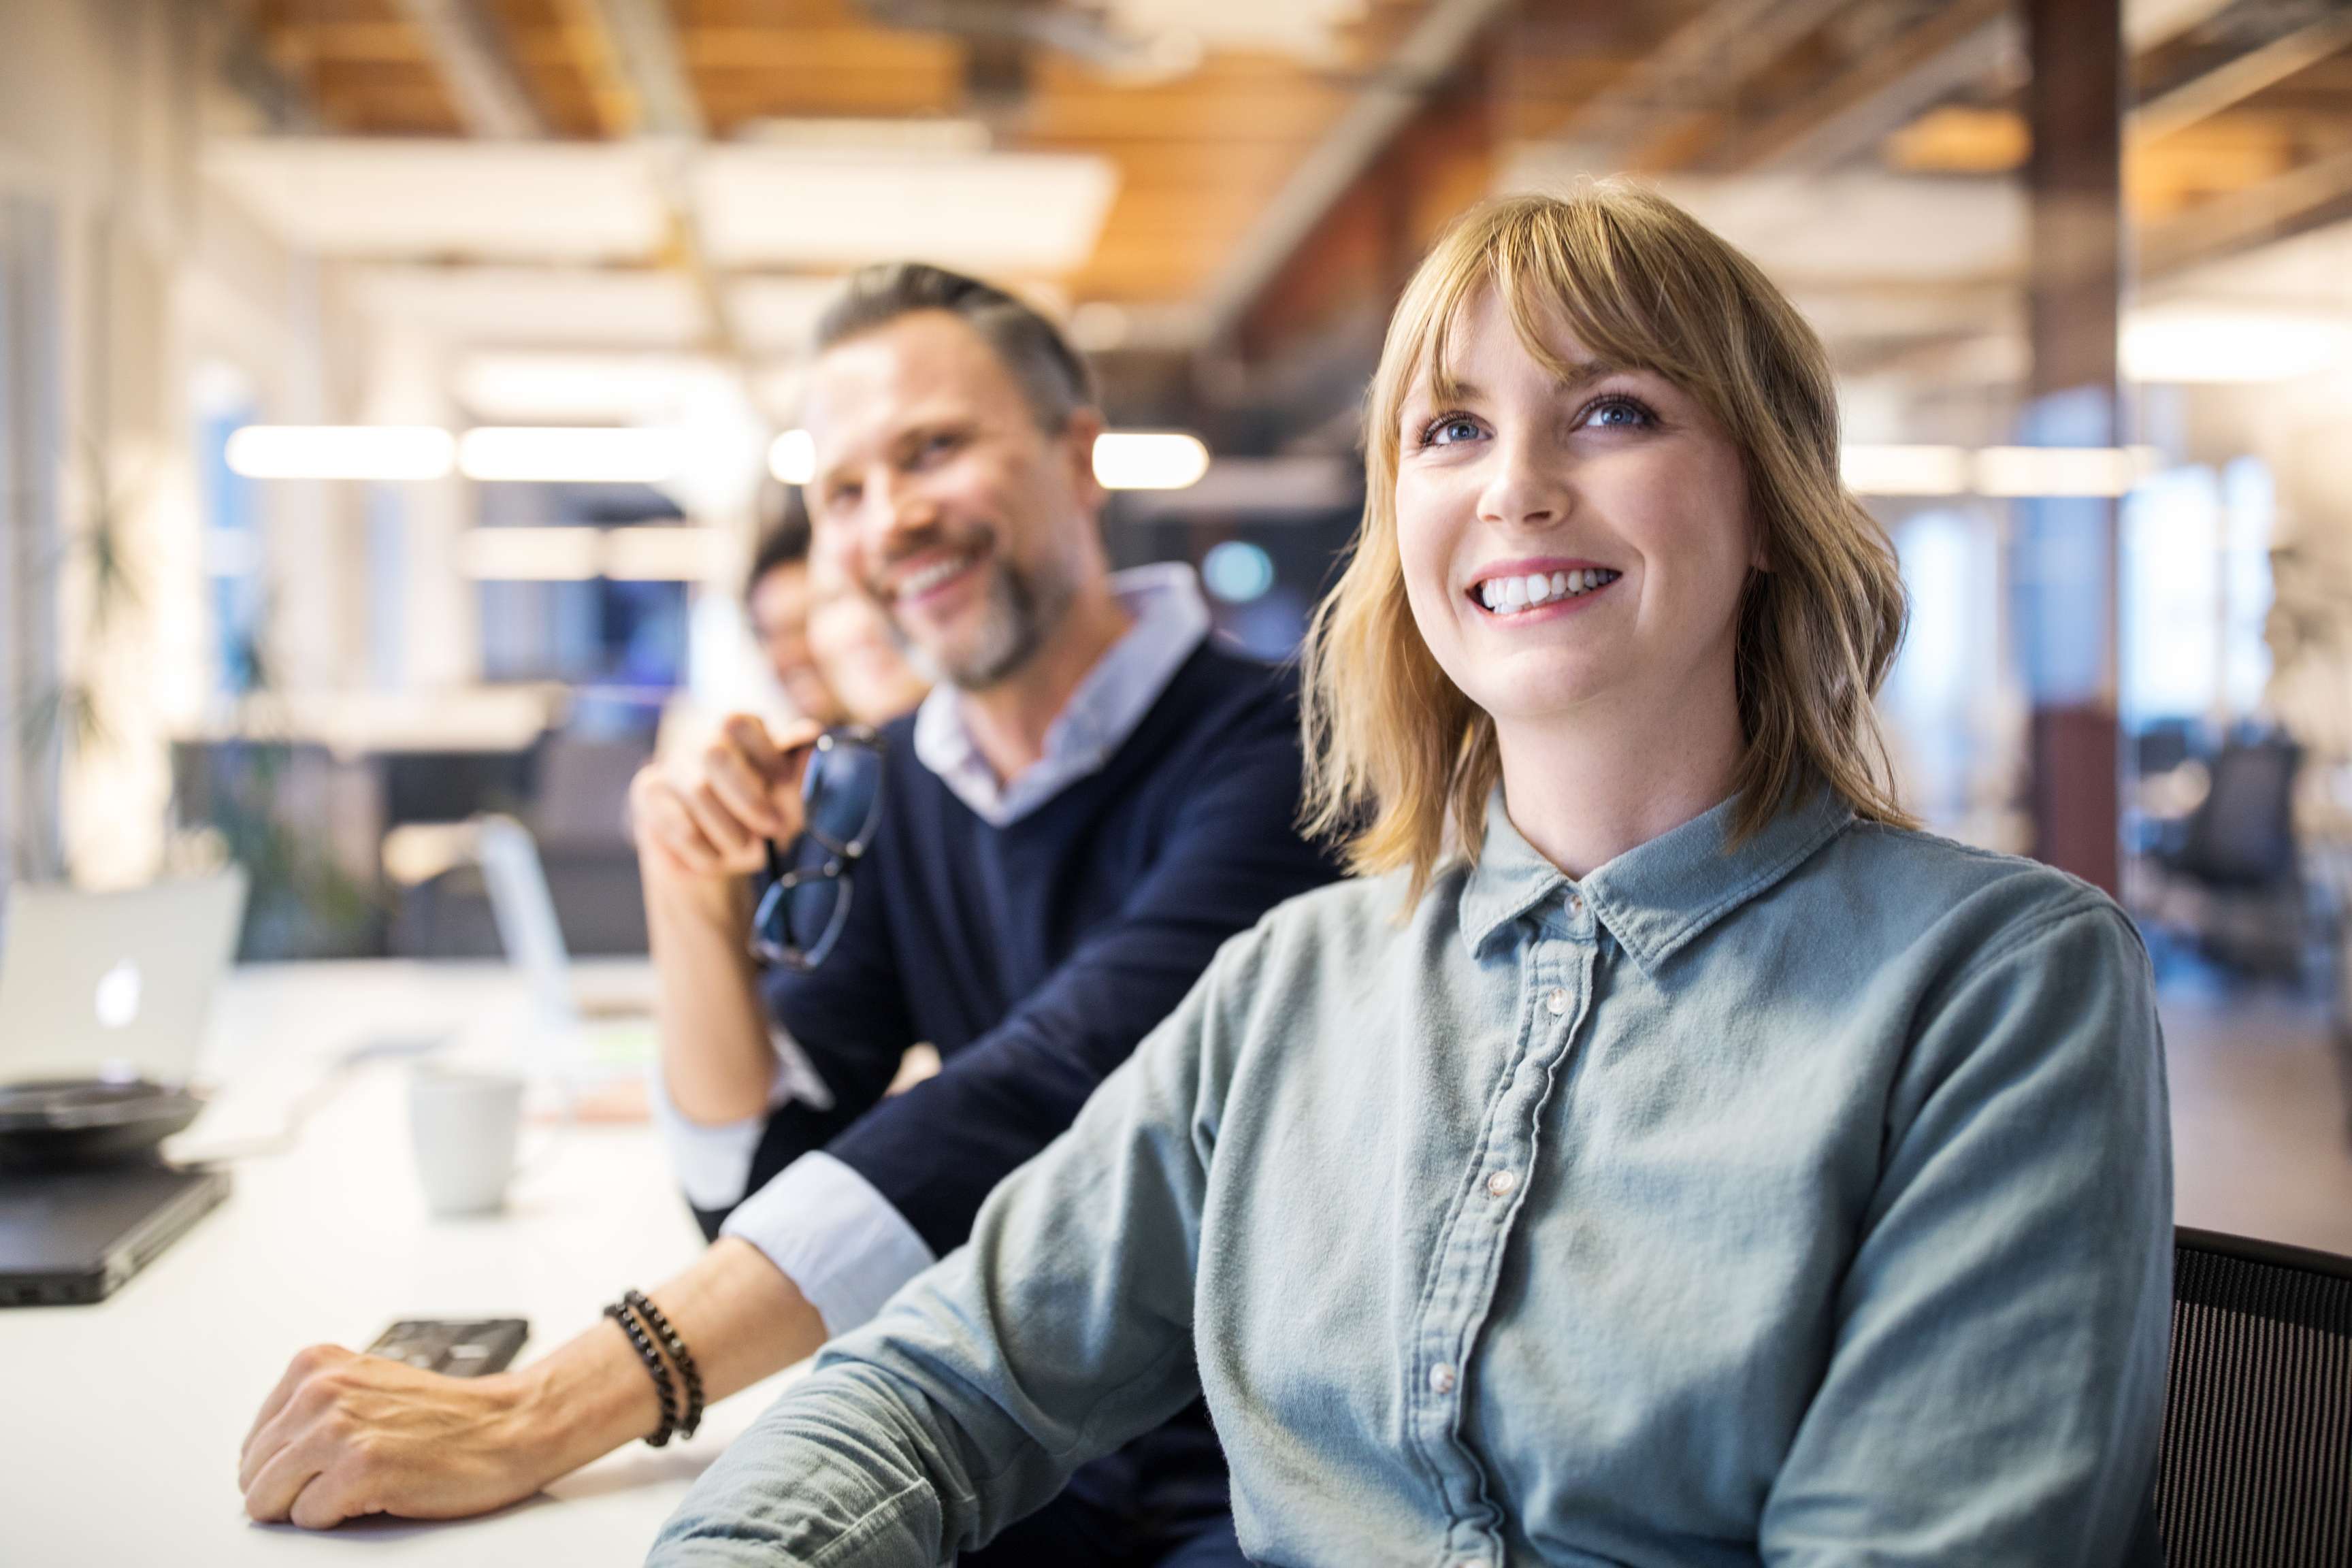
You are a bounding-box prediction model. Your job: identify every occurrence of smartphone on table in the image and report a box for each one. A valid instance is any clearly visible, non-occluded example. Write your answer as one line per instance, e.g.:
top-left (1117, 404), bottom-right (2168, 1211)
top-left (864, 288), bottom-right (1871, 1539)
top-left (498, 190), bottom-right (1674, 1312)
top-left (364, 1318), bottom-right (529, 1377)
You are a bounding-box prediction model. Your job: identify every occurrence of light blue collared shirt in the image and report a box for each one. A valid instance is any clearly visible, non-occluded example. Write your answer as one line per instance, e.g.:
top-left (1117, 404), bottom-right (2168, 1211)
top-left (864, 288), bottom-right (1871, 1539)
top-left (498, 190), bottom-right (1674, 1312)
top-left (659, 564), bottom-right (1213, 1335)
top-left (655, 787), bottom-right (2173, 1566)
top-left (911, 561), bottom-right (1211, 826)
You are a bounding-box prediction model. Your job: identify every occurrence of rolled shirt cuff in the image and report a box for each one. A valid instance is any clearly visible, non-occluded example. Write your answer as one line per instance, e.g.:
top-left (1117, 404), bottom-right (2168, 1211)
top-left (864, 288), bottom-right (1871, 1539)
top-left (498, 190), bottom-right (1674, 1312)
top-left (649, 1029), bottom-right (836, 1213)
top-left (719, 1150), bottom-right (938, 1337)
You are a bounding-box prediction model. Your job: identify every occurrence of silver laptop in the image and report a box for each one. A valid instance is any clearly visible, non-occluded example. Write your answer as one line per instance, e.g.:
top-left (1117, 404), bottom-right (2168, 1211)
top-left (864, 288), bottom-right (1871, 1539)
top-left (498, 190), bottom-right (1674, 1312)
top-left (0, 869), bottom-right (248, 1088)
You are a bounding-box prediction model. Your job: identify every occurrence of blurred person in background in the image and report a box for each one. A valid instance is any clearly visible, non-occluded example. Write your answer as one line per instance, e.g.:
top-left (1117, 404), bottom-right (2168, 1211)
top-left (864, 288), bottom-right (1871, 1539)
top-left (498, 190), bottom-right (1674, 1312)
top-left (238, 262), bottom-right (1336, 1565)
top-left (744, 508), bottom-right (849, 729)
top-left (803, 525), bottom-right (931, 727)
top-left (647, 189), bottom-right (2170, 1567)
top-left (745, 502), bottom-right (929, 730)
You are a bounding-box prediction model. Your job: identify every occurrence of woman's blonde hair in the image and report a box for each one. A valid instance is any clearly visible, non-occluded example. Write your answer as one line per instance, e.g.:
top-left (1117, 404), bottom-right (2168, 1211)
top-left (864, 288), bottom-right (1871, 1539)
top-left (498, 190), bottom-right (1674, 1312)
top-left (1300, 184), bottom-right (1914, 903)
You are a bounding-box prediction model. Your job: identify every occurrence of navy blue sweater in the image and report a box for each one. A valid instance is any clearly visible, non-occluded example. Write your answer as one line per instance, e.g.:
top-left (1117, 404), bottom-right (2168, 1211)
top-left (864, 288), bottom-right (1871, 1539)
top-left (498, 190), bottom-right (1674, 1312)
top-left (700, 640), bottom-right (1339, 1546)
top-left (712, 638), bottom-right (1340, 1252)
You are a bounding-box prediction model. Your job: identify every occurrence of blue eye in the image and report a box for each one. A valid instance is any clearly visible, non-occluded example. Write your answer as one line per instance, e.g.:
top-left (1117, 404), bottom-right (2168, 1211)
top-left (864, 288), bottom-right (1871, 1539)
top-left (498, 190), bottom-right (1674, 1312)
top-left (1583, 397), bottom-right (1655, 430)
top-left (1420, 414), bottom-right (1483, 446)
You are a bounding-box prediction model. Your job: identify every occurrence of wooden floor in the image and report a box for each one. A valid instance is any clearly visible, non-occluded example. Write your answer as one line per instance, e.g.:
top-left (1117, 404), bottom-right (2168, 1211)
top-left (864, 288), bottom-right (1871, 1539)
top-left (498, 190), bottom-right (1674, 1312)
top-left (2160, 956), bottom-right (2352, 1257)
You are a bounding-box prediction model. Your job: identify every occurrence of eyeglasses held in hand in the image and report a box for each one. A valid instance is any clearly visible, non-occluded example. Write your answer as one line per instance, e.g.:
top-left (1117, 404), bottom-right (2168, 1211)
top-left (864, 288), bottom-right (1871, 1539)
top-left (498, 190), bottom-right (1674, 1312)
top-left (750, 726), bottom-right (885, 972)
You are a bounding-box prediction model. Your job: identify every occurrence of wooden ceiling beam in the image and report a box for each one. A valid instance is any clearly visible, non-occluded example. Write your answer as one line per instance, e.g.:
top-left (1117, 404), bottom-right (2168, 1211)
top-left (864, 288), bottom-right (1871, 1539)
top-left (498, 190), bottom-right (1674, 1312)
top-left (392, 0), bottom-right (546, 137)
top-left (1540, 0), bottom-right (1857, 171)
top-left (2141, 135), bottom-right (2352, 275)
top-left (1704, 0), bottom-right (2014, 174)
top-left (582, 0), bottom-right (705, 136)
top-left (1198, 0), bottom-right (1518, 340)
top-left (539, 0), bottom-right (640, 136)
top-left (2135, 9), bottom-right (2352, 144)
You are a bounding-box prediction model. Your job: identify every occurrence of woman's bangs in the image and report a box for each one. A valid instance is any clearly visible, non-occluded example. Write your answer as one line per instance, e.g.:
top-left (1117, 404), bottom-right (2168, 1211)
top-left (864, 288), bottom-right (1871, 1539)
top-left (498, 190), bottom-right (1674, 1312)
top-left (1495, 217), bottom-right (1691, 389)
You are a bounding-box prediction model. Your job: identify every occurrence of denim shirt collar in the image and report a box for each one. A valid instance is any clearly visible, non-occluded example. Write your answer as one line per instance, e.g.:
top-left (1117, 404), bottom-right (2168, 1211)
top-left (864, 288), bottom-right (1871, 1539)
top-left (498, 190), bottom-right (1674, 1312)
top-left (1458, 783), bottom-right (1852, 969)
top-left (912, 563), bottom-right (1212, 828)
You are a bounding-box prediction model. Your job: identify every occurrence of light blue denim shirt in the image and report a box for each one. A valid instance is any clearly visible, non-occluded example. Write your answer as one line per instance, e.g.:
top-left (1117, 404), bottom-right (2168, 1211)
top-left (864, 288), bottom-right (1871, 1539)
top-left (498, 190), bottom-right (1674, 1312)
top-left (651, 787), bottom-right (2173, 1567)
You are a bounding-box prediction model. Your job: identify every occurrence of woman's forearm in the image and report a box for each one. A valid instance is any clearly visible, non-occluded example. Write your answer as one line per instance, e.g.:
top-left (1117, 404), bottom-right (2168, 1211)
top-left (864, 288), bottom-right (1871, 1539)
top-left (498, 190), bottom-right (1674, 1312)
top-left (642, 859), bottom-right (777, 1126)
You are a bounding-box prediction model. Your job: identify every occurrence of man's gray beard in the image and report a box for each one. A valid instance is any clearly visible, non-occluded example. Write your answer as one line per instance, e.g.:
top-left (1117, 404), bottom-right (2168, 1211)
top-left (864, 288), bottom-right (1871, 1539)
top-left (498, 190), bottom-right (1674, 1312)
top-left (889, 557), bottom-right (1077, 692)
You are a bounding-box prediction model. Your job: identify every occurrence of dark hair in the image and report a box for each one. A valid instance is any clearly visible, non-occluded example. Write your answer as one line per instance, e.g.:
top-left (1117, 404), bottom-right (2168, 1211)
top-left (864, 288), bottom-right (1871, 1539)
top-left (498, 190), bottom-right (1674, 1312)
top-left (745, 500), bottom-right (812, 607)
top-left (813, 262), bottom-right (1096, 431)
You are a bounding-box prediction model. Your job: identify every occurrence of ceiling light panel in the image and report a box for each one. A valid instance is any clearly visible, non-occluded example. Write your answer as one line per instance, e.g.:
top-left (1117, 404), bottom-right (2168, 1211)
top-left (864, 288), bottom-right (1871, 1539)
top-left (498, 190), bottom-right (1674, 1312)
top-left (457, 427), bottom-right (683, 484)
top-left (693, 149), bottom-right (1119, 273)
top-left (355, 267), bottom-right (706, 348)
top-left (206, 140), bottom-right (667, 261)
top-left (456, 354), bottom-right (735, 423)
top-left (225, 426), bottom-right (454, 480)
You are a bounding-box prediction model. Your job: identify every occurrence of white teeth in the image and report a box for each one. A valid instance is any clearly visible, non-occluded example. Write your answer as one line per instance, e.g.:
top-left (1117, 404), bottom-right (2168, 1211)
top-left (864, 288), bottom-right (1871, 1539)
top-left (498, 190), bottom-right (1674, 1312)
top-left (1475, 568), bottom-right (1617, 615)
top-left (898, 553), bottom-right (973, 599)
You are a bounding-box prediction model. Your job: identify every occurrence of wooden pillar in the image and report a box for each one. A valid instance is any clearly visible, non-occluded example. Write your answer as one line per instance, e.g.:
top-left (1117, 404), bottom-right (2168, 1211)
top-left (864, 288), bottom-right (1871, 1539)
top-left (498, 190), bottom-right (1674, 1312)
top-left (2019, 0), bottom-right (2125, 894)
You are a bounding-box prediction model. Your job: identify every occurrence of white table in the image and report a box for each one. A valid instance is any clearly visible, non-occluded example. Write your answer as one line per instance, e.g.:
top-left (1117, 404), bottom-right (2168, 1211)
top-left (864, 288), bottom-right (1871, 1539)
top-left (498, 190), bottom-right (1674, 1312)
top-left (0, 960), bottom-right (799, 1564)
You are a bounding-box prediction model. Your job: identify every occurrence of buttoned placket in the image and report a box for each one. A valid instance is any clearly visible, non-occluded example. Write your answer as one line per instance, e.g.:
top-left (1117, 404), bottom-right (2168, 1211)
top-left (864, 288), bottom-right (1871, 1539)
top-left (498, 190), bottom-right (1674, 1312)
top-left (1409, 885), bottom-right (1599, 1566)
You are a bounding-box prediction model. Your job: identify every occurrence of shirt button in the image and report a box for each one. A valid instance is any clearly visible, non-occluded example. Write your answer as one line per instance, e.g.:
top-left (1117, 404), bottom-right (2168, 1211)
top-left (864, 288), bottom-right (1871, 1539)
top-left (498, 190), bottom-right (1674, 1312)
top-left (1567, 892), bottom-right (1584, 913)
top-left (1544, 987), bottom-right (1570, 1016)
top-left (1428, 1362), bottom-right (1456, 1395)
top-left (1486, 1169), bottom-right (1518, 1199)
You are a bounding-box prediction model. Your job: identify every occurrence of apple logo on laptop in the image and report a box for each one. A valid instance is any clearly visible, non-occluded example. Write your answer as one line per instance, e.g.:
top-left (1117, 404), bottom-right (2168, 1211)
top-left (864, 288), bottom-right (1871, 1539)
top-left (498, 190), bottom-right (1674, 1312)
top-left (95, 958), bottom-right (143, 1030)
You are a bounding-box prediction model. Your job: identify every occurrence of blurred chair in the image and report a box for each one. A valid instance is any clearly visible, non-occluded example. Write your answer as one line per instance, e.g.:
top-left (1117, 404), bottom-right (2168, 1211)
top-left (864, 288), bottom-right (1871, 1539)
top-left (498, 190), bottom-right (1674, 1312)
top-left (2134, 718), bottom-right (2201, 782)
top-left (385, 730), bottom-right (652, 959)
top-left (2146, 732), bottom-right (2307, 976)
top-left (527, 732), bottom-right (652, 956)
top-left (2156, 1226), bottom-right (2352, 1567)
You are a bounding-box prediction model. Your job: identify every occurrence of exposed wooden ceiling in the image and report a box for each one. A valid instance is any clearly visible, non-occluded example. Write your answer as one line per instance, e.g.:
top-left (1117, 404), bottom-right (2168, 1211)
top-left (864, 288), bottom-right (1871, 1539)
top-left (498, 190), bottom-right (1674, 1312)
top-left (237, 0), bottom-right (2352, 385)
top-left (249, 0), bottom-right (1433, 305)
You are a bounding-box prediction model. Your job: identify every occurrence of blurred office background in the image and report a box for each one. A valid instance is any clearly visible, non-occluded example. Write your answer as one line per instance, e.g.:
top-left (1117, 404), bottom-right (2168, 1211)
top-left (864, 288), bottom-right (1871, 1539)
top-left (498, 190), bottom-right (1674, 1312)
top-left (1, 0), bottom-right (2349, 1244)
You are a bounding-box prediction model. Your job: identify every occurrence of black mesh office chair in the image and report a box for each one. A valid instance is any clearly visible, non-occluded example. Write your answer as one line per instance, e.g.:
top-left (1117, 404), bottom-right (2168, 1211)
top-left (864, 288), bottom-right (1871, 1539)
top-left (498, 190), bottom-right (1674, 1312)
top-left (2156, 1226), bottom-right (2352, 1565)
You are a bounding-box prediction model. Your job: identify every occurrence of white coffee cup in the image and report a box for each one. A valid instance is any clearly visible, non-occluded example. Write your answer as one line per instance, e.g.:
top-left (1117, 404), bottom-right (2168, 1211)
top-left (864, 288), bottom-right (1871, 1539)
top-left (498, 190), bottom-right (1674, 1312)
top-left (408, 1067), bottom-right (525, 1218)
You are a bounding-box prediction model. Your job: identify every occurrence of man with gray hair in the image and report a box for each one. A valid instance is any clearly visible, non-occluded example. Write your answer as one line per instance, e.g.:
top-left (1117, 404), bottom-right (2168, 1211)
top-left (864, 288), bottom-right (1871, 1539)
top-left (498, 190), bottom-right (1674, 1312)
top-left (237, 263), bottom-right (1335, 1566)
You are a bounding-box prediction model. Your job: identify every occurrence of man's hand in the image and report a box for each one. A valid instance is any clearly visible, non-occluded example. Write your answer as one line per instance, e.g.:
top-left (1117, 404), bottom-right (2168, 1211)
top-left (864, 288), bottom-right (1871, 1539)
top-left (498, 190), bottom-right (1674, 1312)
top-left (238, 1345), bottom-right (557, 1529)
top-left (631, 715), bottom-right (822, 883)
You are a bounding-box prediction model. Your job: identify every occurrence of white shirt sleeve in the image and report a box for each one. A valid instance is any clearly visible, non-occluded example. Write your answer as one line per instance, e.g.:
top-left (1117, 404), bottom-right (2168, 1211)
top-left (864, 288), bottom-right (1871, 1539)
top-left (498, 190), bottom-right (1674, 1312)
top-left (719, 1151), bottom-right (938, 1337)
top-left (649, 1027), bottom-right (837, 1213)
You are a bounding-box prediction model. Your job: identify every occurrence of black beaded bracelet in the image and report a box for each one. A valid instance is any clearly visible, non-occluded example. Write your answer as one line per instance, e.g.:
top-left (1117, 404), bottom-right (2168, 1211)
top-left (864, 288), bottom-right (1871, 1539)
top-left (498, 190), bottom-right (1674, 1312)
top-left (624, 1289), bottom-right (705, 1440)
top-left (603, 1300), bottom-right (679, 1447)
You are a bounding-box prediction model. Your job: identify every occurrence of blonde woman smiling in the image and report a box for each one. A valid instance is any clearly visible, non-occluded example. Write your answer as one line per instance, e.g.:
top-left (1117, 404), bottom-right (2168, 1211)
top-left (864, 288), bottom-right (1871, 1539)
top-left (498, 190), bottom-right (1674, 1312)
top-left (650, 188), bottom-right (2170, 1568)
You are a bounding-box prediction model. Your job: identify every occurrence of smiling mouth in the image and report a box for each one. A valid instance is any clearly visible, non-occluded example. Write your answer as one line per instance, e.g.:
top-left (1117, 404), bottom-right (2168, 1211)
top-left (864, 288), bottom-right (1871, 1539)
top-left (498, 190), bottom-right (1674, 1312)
top-left (1471, 567), bottom-right (1621, 616)
top-left (891, 548), bottom-right (984, 606)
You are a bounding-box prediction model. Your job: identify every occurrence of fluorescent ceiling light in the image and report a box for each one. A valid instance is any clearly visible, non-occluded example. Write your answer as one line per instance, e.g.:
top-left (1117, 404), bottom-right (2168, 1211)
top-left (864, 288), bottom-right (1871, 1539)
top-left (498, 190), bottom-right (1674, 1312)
top-left (457, 427), bottom-right (681, 484)
top-left (770, 430), bottom-right (816, 485)
top-left (455, 527), bottom-right (603, 580)
top-left (205, 140), bottom-right (666, 261)
top-left (456, 354), bottom-right (732, 423)
top-left (732, 118), bottom-right (992, 153)
top-left (2122, 310), bottom-right (2352, 383)
top-left (225, 425), bottom-right (454, 480)
top-left (693, 149), bottom-right (1118, 274)
top-left (1842, 444), bottom-right (1970, 496)
top-left (1094, 432), bottom-right (1210, 491)
top-left (1973, 446), bottom-right (2147, 498)
top-left (356, 267), bottom-right (704, 348)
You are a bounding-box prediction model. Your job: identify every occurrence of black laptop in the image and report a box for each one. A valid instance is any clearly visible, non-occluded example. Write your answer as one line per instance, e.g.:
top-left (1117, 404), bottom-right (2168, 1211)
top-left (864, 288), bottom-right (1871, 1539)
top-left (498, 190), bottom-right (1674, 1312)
top-left (0, 1162), bottom-right (231, 1307)
top-left (0, 872), bottom-right (247, 1307)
